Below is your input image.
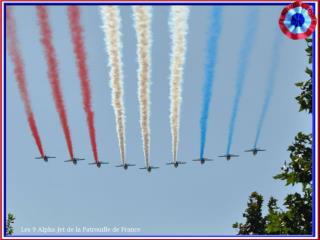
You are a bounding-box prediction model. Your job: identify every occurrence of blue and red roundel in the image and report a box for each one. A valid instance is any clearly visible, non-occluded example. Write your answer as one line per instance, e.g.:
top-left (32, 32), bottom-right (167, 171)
top-left (279, 1), bottom-right (317, 40)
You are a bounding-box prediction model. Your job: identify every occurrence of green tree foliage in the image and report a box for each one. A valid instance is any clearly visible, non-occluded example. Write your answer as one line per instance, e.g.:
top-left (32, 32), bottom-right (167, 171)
top-left (265, 197), bottom-right (286, 234)
top-left (232, 192), bottom-right (266, 234)
top-left (274, 132), bottom-right (312, 190)
top-left (6, 213), bottom-right (15, 236)
top-left (295, 38), bottom-right (312, 114)
top-left (233, 39), bottom-right (313, 235)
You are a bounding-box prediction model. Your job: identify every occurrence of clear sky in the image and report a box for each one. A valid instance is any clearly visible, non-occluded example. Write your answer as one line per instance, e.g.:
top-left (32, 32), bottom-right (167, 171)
top-left (6, 4), bottom-right (311, 236)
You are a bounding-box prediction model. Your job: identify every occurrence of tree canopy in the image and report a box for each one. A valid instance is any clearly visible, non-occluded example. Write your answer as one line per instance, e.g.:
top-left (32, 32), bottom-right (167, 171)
top-left (6, 213), bottom-right (15, 236)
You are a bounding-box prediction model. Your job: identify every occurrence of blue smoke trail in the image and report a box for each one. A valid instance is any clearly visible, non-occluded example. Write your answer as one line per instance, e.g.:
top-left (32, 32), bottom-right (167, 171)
top-left (199, 7), bottom-right (223, 159)
top-left (226, 10), bottom-right (259, 154)
top-left (254, 31), bottom-right (282, 148)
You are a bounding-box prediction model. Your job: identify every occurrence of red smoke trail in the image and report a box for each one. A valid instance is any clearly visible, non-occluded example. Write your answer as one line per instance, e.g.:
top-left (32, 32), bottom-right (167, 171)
top-left (67, 6), bottom-right (99, 162)
top-left (36, 6), bottom-right (74, 159)
top-left (6, 8), bottom-right (45, 157)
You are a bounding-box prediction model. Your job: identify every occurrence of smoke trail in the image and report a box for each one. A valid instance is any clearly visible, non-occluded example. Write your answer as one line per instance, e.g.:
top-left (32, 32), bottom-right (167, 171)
top-left (132, 6), bottom-right (152, 166)
top-left (6, 8), bottom-right (45, 157)
top-left (67, 6), bottom-right (99, 162)
top-left (254, 31), bottom-right (281, 147)
top-left (199, 7), bottom-right (223, 159)
top-left (226, 10), bottom-right (259, 154)
top-left (168, 6), bottom-right (190, 163)
top-left (36, 6), bottom-right (74, 159)
top-left (100, 6), bottom-right (126, 164)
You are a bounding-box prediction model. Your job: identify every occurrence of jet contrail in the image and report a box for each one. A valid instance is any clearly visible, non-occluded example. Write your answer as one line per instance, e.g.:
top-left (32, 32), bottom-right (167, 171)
top-left (199, 7), bottom-right (223, 159)
top-left (100, 6), bottom-right (126, 164)
top-left (67, 6), bottom-right (99, 162)
top-left (6, 8), bottom-right (45, 157)
top-left (132, 6), bottom-right (152, 166)
top-left (254, 31), bottom-right (281, 148)
top-left (226, 10), bottom-right (259, 154)
top-left (36, 6), bottom-right (74, 159)
top-left (168, 6), bottom-right (190, 163)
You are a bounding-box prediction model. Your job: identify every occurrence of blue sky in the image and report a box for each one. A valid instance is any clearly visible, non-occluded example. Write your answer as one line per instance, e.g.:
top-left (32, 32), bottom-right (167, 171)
top-left (6, 5), bottom-right (311, 236)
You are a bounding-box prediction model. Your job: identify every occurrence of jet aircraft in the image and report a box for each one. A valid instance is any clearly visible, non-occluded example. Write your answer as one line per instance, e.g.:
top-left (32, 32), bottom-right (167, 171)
top-left (166, 161), bottom-right (187, 168)
top-left (115, 163), bottom-right (136, 170)
top-left (244, 147), bottom-right (266, 156)
top-left (218, 154), bottom-right (239, 161)
top-left (139, 162), bottom-right (159, 173)
top-left (35, 155), bottom-right (56, 162)
top-left (88, 161), bottom-right (109, 168)
top-left (192, 158), bottom-right (213, 165)
top-left (64, 157), bottom-right (85, 165)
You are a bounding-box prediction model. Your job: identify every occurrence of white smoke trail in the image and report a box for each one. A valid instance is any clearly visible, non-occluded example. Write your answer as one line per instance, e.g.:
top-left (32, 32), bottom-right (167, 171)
top-left (100, 6), bottom-right (126, 164)
top-left (169, 6), bottom-right (190, 163)
top-left (132, 6), bottom-right (152, 167)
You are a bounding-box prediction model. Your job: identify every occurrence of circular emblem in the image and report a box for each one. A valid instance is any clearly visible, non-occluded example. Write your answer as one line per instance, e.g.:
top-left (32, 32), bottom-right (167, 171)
top-left (279, 1), bottom-right (317, 40)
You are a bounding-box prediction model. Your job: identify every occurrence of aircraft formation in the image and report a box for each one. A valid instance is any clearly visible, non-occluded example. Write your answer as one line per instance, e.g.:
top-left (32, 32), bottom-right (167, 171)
top-left (34, 147), bottom-right (266, 172)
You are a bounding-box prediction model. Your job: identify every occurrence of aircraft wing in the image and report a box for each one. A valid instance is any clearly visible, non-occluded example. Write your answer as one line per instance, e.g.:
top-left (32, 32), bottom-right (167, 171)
top-left (244, 149), bottom-right (253, 152)
top-left (166, 162), bottom-right (174, 165)
top-left (127, 164), bottom-right (136, 166)
top-left (75, 158), bottom-right (85, 161)
top-left (203, 158), bottom-right (213, 161)
top-left (151, 166), bottom-right (159, 169)
top-left (35, 157), bottom-right (43, 159)
top-left (100, 162), bottom-right (109, 165)
top-left (192, 159), bottom-right (201, 161)
top-left (88, 162), bottom-right (97, 165)
top-left (257, 149), bottom-right (266, 152)
top-left (178, 161), bottom-right (187, 164)
top-left (218, 155), bottom-right (227, 158)
top-left (139, 167), bottom-right (147, 170)
top-left (115, 165), bottom-right (124, 167)
top-left (64, 160), bottom-right (73, 162)
top-left (230, 154), bottom-right (239, 157)
top-left (47, 156), bottom-right (56, 158)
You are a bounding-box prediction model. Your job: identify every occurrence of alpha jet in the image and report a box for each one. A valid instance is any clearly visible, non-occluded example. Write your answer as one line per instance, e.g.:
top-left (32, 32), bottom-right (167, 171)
top-left (115, 163), bottom-right (136, 170)
top-left (88, 161), bottom-right (109, 168)
top-left (192, 157), bottom-right (214, 165)
top-left (218, 154), bottom-right (239, 161)
top-left (244, 147), bottom-right (266, 156)
top-left (166, 161), bottom-right (187, 168)
top-left (35, 155), bottom-right (56, 162)
top-left (64, 157), bottom-right (85, 165)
